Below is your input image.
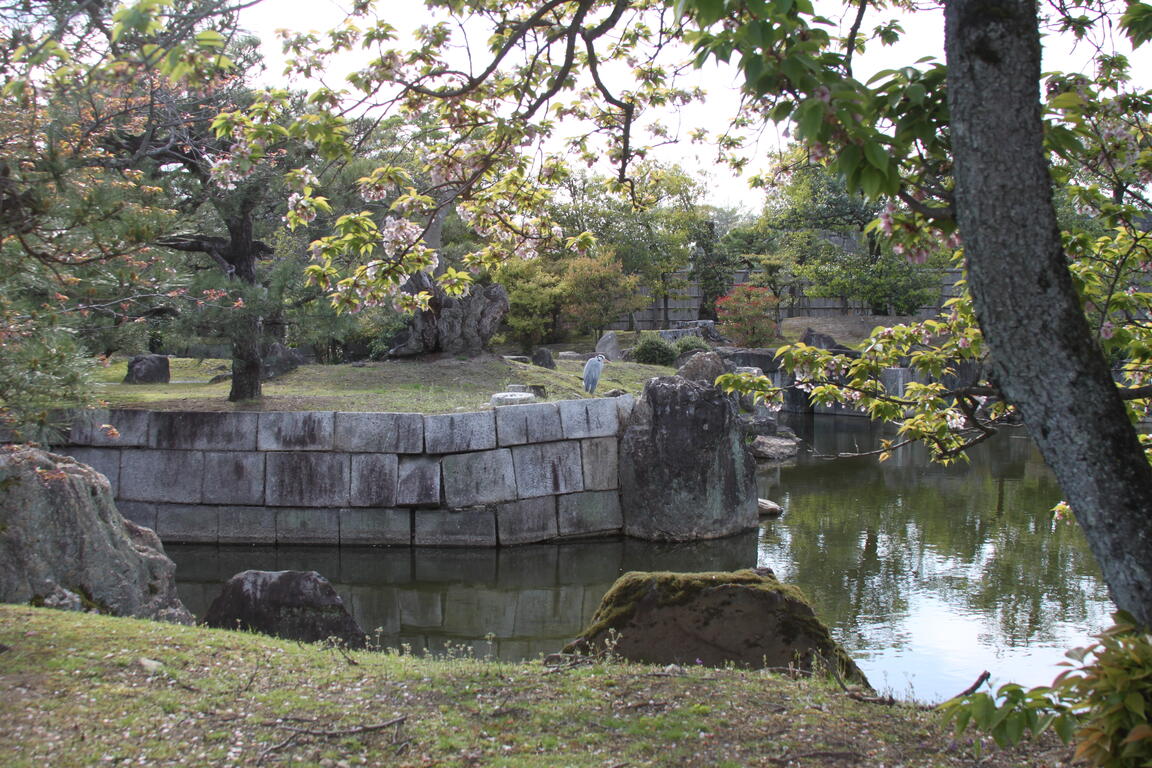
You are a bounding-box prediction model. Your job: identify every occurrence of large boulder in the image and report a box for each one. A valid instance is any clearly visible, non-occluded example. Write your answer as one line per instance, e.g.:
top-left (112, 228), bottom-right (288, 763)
top-left (568, 570), bottom-right (869, 686)
top-left (595, 331), bottom-right (623, 361)
top-left (203, 570), bottom-right (367, 648)
top-left (619, 377), bottom-right (758, 540)
top-left (0, 446), bottom-right (191, 623)
top-left (262, 342), bottom-right (304, 380)
top-left (531, 347), bottom-right (556, 369)
top-left (123, 354), bottom-right (170, 384)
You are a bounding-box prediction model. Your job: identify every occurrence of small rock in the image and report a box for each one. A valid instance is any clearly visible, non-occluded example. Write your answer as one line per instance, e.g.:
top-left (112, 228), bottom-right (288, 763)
top-left (750, 435), bottom-right (801, 462)
top-left (758, 498), bottom-right (784, 517)
top-left (491, 392), bottom-right (535, 406)
top-left (531, 347), bottom-right (556, 369)
top-left (138, 658), bottom-right (163, 674)
top-left (42, 584), bottom-right (84, 612)
top-left (557, 351), bottom-right (584, 360)
top-left (503, 355), bottom-right (531, 364)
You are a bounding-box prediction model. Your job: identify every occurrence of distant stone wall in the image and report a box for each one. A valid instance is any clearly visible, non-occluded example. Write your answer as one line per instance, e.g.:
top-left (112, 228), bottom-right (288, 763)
top-left (57, 398), bottom-right (634, 548)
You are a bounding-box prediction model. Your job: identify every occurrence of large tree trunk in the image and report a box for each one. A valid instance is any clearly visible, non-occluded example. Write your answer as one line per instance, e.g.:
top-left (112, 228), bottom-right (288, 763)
top-left (946, 0), bottom-right (1152, 626)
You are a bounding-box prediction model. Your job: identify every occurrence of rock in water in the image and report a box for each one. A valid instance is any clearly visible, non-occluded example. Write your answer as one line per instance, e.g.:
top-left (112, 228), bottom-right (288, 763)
top-left (203, 570), bottom-right (367, 648)
top-left (750, 435), bottom-right (801, 462)
top-left (568, 570), bottom-right (869, 686)
top-left (0, 446), bottom-right (191, 623)
top-left (619, 377), bottom-right (758, 540)
top-left (123, 354), bottom-right (170, 384)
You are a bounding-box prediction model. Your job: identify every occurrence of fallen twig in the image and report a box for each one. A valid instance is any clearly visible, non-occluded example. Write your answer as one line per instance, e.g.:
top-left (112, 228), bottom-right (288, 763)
top-left (950, 670), bottom-right (991, 700)
top-left (267, 715), bottom-right (407, 738)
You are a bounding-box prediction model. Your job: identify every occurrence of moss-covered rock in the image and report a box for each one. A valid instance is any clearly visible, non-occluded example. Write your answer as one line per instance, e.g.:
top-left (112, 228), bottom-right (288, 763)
top-left (567, 569), bottom-right (869, 687)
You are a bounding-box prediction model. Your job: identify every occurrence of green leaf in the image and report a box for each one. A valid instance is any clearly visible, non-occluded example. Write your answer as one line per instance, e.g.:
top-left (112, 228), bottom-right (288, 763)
top-left (691, 0), bottom-right (727, 26)
top-left (863, 140), bottom-right (888, 171)
top-left (1049, 91), bottom-right (1085, 110)
top-left (1120, 2), bottom-right (1152, 47)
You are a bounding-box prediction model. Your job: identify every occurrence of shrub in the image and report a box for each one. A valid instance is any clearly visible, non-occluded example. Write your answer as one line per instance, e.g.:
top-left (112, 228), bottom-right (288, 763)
top-left (941, 611), bottom-right (1152, 766)
top-left (673, 334), bottom-right (710, 356)
top-left (716, 284), bottom-right (779, 347)
top-left (632, 334), bottom-right (677, 366)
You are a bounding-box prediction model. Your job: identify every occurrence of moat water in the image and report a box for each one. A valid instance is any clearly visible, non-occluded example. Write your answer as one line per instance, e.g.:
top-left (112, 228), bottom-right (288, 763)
top-left (168, 414), bottom-right (1114, 703)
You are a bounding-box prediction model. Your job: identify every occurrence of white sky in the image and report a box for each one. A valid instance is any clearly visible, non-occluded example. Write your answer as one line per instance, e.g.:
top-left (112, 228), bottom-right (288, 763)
top-left (236, 1), bottom-right (1151, 211)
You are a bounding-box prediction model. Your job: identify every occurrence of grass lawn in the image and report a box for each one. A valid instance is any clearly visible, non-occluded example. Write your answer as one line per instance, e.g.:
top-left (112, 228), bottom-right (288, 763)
top-left (0, 605), bottom-right (1072, 767)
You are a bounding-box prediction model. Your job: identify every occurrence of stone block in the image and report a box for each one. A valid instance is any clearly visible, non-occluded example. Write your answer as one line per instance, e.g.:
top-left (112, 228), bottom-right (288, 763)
top-left (396, 456), bottom-right (441, 507)
top-left (115, 500), bottom-right (156, 531)
top-left (414, 506), bottom-right (497, 547)
top-left (495, 544), bottom-right (559, 588)
top-left (202, 451), bottom-right (265, 505)
top-left (496, 497), bottom-right (558, 546)
top-left (151, 412), bottom-right (258, 450)
top-left (257, 411), bottom-right (335, 451)
top-left (413, 549), bottom-right (498, 584)
top-left (558, 398), bottom-right (620, 439)
top-left (276, 507), bottom-right (340, 545)
top-left (614, 394), bottom-right (636, 423)
top-left (155, 503), bottom-right (218, 544)
top-left (265, 453), bottom-right (349, 507)
top-left (69, 408), bottom-right (151, 447)
top-left (216, 505), bottom-right (277, 544)
top-left (580, 437), bottom-right (619, 490)
top-left (350, 453), bottom-right (398, 507)
top-left (62, 446), bottom-right (121, 495)
top-left (558, 490), bottom-right (622, 537)
top-left (340, 507), bottom-right (410, 546)
top-left (442, 585), bottom-right (517, 637)
top-left (334, 412), bottom-right (424, 453)
top-left (424, 411), bottom-right (496, 453)
top-left (513, 586), bottom-right (585, 637)
top-left (119, 449), bottom-right (204, 502)
top-left (398, 589), bottom-right (444, 628)
top-left (442, 449), bottom-right (516, 507)
top-left (510, 442), bottom-right (583, 499)
top-left (495, 402), bottom-right (563, 446)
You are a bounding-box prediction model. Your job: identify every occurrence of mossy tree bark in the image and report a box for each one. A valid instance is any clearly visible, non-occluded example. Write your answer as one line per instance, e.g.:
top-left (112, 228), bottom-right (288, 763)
top-left (945, 0), bottom-right (1152, 626)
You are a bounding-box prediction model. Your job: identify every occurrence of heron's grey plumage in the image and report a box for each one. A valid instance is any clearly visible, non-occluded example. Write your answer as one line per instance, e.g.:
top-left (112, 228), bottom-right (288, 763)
top-left (583, 354), bottom-right (606, 394)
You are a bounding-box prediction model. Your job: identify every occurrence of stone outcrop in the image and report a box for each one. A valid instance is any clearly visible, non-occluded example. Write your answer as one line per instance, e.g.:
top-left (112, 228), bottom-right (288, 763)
top-left (0, 446), bottom-right (191, 623)
top-left (123, 354), bottom-right (170, 384)
top-left (568, 570), bottom-right (869, 685)
top-left (675, 351), bottom-right (729, 385)
top-left (203, 570), bottom-right (367, 647)
top-left (388, 275), bottom-right (509, 357)
top-left (619, 377), bottom-right (758, 540)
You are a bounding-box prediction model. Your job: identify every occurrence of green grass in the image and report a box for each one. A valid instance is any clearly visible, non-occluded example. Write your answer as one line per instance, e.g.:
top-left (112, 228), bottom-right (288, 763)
top-left (0, 606), bottom-right (1069, 767)
top-left (89, 355), bottom-right (675, 413)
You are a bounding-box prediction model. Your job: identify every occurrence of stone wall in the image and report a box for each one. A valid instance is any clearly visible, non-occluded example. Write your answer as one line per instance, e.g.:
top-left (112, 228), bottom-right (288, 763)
top-left (58, 398), bottom-right (634, 548)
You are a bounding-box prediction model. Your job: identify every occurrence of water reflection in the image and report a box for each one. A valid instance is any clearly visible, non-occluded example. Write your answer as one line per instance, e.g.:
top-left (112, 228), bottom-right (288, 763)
top-left (168, 416), bottom-right (1115, 703)
top-left (762, 414), bottom-right (1113, 699)
top-left (170, 535), bottom-right (758, 661)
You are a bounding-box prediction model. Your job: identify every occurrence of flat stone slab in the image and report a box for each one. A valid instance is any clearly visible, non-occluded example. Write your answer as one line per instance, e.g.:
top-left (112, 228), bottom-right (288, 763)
top-left (580, 437), bottom-right (619, 491)
top-left (558, 398), bottom-right (620, 439)
top-left (334, 412), bottom-right (424, 453)
top-left (202, 451), bottom-right (265, 505)
top-left (152, 411), bottom-right (258, 451)
top-left (154, 503), bottom-right (218, 543)
top-left (265, 453), bottom-right (349, 507)
top-left (396, 456), bottom-right (441, 507)
top-left (119, 449), bottom-right (205, 503)
top-left (350, 453), bottom-right (398, 507)
top-left (424, 411), bottom-right (497, 454)
top-left (511, 441), bottom-right (583, 498)
top-left (495, 402), bottom-right (563, 446)
top-left (496, 497), bottom-right (559, 545)
top-left (414, 507), bottom-right (497, 547)
top-left (442, 449), bottom-right (517, 507)
top-left (276, 507), bottom-right (340, 545)
top-left (217, 505), bottom-right (277, 544)
top-left (558, 490), bottom-right (623, 537)
top-left (69, 408), bottom-right (151, 447)
top-left (340, 507), bottom-right (411, 546)
top-left (258, 412), bottom-right (335, 451)
top-left (490, 392), bottom-right (535, 407)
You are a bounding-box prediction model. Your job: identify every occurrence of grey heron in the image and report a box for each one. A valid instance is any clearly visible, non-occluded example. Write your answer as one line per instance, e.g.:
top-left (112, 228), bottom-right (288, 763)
top-left (582, 354), bottom-right (607, 394)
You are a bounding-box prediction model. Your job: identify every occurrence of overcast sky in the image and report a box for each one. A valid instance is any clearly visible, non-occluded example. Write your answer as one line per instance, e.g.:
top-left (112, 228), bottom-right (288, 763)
top-left (237, 0), bottom-right (1150, 210)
